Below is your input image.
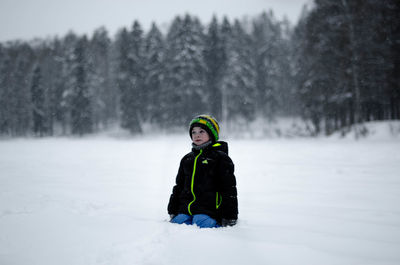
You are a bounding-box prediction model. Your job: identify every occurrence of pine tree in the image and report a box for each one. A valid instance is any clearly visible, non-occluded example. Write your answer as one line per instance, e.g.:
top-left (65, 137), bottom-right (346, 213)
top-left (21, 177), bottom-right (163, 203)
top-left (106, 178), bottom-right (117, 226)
top-left (277, 18), bottom-right (297, 116)
top-left (204, 16), bottom-right (226, 120)
top-left (115, 21), bottom-right (146, 134)
top-left (10, 43), bottom-right (35, 136)
top-left (115, 27), bottom-right (131, 131)
top-left (220, 19), bottom-right (256, 129)
top-left (88, 27), bottom-right (115, 130)
top-left (59, 32), bottom-right (80, 134)
top-left (70, 36), bottom-right (93, 135)
top-left (252, 12), bottom-right (287, 120)
top-left (144, 22), bottom-right (165, 125)
top-left (129, 21), bottom-right (146, 132)
top-left (164, 15), bottom-right (207, 127)
top-left (219, 17), bottom-right (233, 125)
top-left (292, 7), bottom-right (318, 133)
top-left (30, 65), bottom-right (47, 136)
top-left (39, 38), bottom-right (65, 136)
top-left (0, 44), bottom-right (10, 134)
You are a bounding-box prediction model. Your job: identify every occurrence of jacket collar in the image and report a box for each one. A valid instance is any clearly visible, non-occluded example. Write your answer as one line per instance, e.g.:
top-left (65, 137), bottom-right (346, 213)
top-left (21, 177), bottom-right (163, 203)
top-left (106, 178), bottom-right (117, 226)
top-left (192, 140), bottom-right (212, 151)
top-left (192, 141), bottom-right (229, 155)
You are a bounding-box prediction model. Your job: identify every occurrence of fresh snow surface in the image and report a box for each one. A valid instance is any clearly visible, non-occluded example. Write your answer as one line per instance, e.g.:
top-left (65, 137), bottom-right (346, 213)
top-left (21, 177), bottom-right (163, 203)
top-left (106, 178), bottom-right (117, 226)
top-left (1, 134), bottom-right (400, 265)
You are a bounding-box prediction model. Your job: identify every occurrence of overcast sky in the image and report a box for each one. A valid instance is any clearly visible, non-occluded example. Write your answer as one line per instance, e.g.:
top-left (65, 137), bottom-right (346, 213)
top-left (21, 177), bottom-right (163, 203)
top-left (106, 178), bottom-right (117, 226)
top-left (0, 0), bottom-right (311, 42)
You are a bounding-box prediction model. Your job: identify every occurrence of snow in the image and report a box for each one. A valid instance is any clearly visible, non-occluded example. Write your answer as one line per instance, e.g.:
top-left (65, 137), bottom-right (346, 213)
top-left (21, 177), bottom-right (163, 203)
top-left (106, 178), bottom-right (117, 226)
top-left (1, 129), bottom-right (400, 265)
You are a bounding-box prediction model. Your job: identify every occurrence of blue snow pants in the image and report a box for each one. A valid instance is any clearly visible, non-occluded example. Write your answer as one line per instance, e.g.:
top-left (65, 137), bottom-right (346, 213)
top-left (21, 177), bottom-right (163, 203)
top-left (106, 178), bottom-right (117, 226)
top-left (171, 214), bottom-right (220, 228)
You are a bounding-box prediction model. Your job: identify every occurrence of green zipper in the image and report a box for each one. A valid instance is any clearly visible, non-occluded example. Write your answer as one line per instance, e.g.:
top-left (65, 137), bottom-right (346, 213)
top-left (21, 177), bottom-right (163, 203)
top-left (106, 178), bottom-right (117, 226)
top-left (188, 149), bottom-right (202, 215)
top-left (216, 192), bottom-right (222, 209)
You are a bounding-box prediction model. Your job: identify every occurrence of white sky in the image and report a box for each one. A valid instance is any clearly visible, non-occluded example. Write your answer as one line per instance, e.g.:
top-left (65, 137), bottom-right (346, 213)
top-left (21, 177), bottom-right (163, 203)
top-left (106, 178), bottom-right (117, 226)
top-left (0, 0), bottom-right (311, 42)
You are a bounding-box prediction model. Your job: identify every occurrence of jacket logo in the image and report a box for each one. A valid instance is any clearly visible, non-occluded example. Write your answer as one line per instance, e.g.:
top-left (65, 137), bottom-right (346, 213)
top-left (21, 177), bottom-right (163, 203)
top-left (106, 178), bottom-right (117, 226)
top-left (202, 160), bottom-right (208, 164)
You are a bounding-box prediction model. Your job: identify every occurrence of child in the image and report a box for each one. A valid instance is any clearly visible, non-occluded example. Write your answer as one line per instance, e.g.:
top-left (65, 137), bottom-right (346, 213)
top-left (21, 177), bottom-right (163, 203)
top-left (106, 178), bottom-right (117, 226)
top-left (167, 114), bottom-right (238, 228)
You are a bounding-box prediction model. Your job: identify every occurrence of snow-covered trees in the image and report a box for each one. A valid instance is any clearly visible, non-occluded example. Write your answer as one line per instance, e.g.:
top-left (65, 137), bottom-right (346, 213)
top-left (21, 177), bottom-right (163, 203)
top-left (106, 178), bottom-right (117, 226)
top-left (293, 0), bottom-right (400, 135)
top-left (144, 23), bottom-right (165, 125)
top-left (163, 15), bottom-right (208, 127)
top-left (88, 27), bottom-right (115, 131)
top-left (69, 36), bottom-right (93, 135)
top-left (30, 65), bottom-right (47, 136)
top-left (221, 19), bottom-right (256, 129)
top-left (0, 4), bottom-right (398, 137)
top-left (204, 16), bottom-right (226, 121)
top-left (115, 21), bottom-right (146, 134)
top-left (0, 43), bottom-right (34, 136)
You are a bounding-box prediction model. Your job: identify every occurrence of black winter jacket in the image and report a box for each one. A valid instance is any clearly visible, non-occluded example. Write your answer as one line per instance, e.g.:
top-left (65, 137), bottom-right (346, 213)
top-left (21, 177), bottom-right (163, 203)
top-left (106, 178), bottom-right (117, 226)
top-left (168, 141), bottom-right (238, 222)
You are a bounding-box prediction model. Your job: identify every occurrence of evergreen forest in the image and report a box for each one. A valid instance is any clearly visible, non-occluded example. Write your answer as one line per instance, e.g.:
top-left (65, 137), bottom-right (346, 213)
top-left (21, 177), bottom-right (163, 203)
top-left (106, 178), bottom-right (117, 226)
top-left (0, 0), bottom-right (399, 137)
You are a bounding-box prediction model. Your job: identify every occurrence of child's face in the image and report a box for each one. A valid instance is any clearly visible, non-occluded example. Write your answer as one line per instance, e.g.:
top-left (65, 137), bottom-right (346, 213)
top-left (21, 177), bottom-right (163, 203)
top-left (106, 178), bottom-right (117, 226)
top-left (191, 126), bottom-right (210, 146)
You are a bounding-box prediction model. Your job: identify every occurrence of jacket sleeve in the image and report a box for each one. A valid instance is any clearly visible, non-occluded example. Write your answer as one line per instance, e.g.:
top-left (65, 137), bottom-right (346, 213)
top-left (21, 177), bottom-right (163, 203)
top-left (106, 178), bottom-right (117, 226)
top-left (167, 158), bottom-right (185, 215)
top-left (217, 154), bottom-right (238, 220)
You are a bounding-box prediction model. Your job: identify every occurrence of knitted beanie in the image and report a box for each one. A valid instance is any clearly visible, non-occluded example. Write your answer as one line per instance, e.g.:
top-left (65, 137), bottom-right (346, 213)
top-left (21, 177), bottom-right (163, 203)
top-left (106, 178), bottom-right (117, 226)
top-left (189, 114), bottom-right (220, 142)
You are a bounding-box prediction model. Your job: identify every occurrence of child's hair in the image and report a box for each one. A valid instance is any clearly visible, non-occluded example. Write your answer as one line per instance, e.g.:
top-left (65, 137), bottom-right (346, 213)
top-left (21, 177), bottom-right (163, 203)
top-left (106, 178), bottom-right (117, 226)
top-left (189, 115), bottom-right (220, 142)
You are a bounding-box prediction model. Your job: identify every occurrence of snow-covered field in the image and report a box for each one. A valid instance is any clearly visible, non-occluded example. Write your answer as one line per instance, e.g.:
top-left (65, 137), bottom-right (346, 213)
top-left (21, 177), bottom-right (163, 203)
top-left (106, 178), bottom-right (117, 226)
top-left (1, 130), bottom-right (400, 265)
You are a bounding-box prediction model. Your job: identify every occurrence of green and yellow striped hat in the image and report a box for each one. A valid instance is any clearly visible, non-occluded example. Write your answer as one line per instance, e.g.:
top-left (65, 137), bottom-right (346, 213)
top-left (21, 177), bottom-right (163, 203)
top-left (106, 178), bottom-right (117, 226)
top-left (189, 114), bottom-right (220, 142)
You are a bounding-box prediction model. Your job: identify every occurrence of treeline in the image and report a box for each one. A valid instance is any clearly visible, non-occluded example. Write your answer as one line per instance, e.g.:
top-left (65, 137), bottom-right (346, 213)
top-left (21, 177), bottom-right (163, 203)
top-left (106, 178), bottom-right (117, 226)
top-left (293, 0), bottom-right (399, 135)
top-left (0, 1), bottom-right (399, 137)
top-left (0, 12), bottom-right (293, 136)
